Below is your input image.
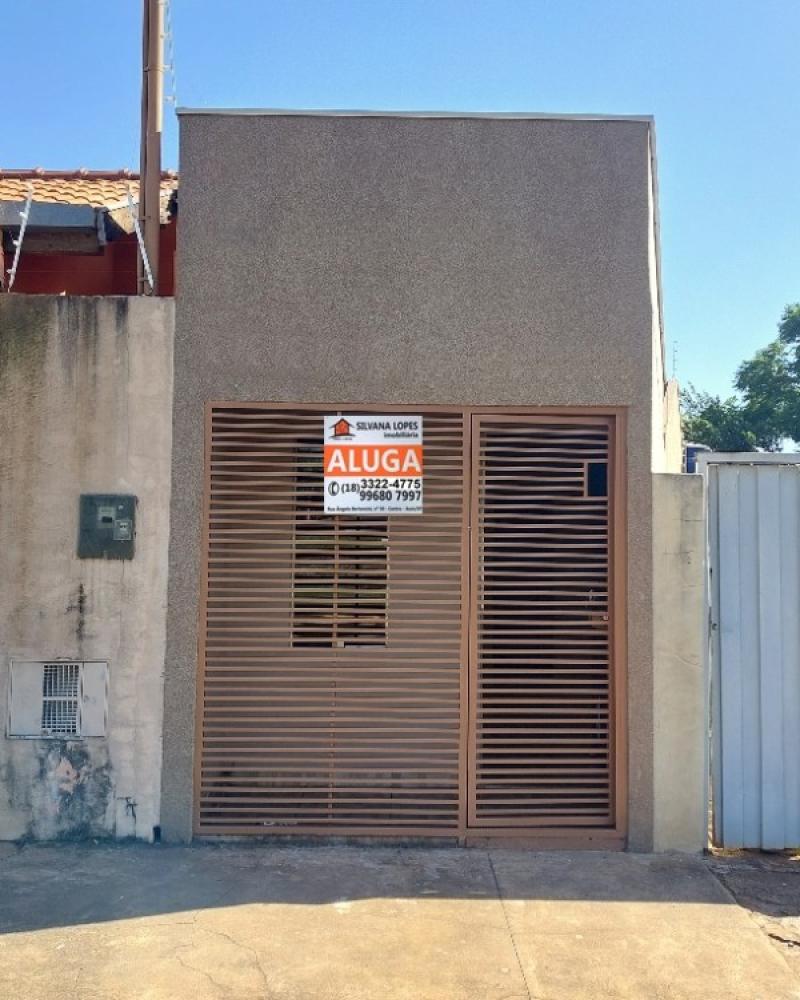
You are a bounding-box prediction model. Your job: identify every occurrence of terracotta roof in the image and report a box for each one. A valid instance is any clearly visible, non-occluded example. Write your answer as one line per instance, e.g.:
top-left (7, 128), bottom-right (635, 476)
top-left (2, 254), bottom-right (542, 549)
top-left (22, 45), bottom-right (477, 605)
top-left (0, 169), bottom-right (178, 208)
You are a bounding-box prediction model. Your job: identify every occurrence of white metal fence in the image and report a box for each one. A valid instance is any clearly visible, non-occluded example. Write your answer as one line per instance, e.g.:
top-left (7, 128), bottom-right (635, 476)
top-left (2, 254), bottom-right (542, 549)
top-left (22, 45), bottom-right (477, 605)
top-left (705, 454), bottom-right (800, 849)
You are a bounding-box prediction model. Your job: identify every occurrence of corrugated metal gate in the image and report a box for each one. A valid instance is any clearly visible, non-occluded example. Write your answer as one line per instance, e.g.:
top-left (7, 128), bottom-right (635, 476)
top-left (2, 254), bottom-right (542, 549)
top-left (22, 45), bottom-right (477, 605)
top-left (196, 404), bottom-right (625, 843)
top-left (707, 456), bottom-right (800, 849)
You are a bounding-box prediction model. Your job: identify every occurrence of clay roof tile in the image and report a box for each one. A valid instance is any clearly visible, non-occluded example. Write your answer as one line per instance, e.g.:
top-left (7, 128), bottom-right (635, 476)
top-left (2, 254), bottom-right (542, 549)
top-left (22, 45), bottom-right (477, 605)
top-left (0, 170), bottom-right (178, 209)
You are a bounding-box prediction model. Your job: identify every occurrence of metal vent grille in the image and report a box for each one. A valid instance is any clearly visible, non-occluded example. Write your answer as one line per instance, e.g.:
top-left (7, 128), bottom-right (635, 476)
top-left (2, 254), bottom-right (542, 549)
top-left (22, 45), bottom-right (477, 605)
top-left (41, 662), bottom-right (80, 735)
top-left (7, 660), bottom-right (108, 739)
top-left (197, 405), bottom-right (468, 835)
top-left (470, 416), bottom-right (614, 828)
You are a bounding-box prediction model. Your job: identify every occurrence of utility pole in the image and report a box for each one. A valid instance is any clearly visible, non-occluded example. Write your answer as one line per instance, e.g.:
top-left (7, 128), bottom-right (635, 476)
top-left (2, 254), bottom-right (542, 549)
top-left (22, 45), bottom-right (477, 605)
top-left (138, 0), bottom-right (163, 295)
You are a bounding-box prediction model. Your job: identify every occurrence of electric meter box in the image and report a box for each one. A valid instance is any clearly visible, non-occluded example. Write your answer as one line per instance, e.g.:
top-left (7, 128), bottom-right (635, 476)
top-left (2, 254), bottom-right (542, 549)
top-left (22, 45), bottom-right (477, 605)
top-left (78, 494), bottom-right (136, 560)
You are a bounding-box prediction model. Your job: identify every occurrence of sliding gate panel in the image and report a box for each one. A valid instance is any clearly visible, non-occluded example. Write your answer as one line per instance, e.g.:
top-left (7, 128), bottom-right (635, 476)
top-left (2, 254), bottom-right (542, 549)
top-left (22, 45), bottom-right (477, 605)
top-left (469, 415), bottom-right (615, 829)
top-left (709, 459), bottom-right (800, 849)
top-left (196, 406), bottom-right (467, 835)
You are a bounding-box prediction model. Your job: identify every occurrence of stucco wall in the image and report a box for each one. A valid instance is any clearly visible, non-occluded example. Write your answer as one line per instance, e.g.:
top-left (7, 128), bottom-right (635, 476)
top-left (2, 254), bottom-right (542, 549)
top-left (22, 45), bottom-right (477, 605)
top-left (165, 111), bottom-right (661, 846)
top-left (0, 296), bottom-right (173, 841)
top-left (652, 473), bottom-right (707, 851)
top-left (663, 378), bottom-right (683, 472)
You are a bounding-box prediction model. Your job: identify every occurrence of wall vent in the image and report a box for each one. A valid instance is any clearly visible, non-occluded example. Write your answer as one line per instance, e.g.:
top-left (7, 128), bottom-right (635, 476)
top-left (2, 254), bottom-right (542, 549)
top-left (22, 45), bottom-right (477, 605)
top-left (41, 662), bottom-right (80, 735)
top-left (7, 660), bottom-right (108, 739)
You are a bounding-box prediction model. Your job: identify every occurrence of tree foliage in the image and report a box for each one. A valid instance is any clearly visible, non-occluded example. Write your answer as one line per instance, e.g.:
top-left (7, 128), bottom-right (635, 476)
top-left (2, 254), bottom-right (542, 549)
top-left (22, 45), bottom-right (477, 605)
top-left (682, 303), bottom-right (800, 451)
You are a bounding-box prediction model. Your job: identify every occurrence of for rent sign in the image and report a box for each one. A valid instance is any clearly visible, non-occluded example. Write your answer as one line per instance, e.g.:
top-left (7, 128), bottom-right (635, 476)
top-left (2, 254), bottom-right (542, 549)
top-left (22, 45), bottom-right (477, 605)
top-left (324, 415), bottom-right (423, 514)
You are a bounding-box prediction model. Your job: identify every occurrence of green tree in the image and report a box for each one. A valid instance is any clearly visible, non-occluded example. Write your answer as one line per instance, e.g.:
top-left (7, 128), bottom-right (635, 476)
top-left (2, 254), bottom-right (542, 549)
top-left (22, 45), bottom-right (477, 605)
top-left (681, 303), bottom-right (800, 451)
top-left (681, 388), bottom-right (766, 451)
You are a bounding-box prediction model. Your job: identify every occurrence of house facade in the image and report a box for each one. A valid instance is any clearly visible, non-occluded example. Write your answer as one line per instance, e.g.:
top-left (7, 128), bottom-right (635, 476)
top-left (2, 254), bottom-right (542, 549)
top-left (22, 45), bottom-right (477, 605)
top-left (159, 110), bottom-right (697, 851)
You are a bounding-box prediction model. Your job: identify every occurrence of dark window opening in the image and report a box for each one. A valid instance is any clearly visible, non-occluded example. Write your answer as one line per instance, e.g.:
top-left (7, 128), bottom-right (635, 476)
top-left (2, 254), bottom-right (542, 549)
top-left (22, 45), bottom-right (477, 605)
top-left (292, 441), bottom-right (389, 648)
top-left (586, 461), bottom-right (608, 498)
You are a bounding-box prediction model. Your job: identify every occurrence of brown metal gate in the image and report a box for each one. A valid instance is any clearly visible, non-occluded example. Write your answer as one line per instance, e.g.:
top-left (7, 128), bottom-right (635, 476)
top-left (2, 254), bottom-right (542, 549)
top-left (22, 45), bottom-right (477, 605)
top-left (468, 415), bottom-right (621, 837)
top-left (196, 405), bottom-right (468, 836)
top-left (195, 404), bottom-right (625, 844)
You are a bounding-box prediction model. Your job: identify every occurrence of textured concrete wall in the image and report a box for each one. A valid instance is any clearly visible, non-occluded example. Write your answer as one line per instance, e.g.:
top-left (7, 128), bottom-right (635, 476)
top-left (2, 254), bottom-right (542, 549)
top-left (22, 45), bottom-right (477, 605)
top-left (0, 296), bottom-right (173, 841)
top-left (648, 136), bottom-right (669, 476)
top-left (652, 473), bottom-right (707, 851)
top-left (165, 112), bottom-right (661, 846)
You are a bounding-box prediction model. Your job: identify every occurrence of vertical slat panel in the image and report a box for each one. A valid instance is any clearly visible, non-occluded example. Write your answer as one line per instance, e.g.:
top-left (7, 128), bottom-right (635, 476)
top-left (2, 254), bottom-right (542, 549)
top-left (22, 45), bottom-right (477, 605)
top-left (757, 468), bottom-right (784, 848)
top-left (717, 466), bottom-right (744, 847)
top-left (470, 416), bottom-right (613, 829)
top-left (708, 465), bottom-right (724, 845)
top-left (780, 467), bottom-right (800, 844)
top-left (196, 405), bottom-right (467, 836)
top-left (712, 459), bottom-right (800, 849)
top-left (738, 468), bottom-right (762, 846)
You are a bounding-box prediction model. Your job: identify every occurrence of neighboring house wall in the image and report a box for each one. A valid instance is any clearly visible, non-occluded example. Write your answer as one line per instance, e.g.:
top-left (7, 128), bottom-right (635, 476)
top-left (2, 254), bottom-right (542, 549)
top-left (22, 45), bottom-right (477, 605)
top-left (0, 296), bottom-right (173, 841)
top-left (662, 378), bottom-right (683, 472)
top-left (164, 111), bottom-right (665, 848)
top-left (5, 222), bottom-right (176, 297)
top-left (652, 473), bottom-right (706, 851)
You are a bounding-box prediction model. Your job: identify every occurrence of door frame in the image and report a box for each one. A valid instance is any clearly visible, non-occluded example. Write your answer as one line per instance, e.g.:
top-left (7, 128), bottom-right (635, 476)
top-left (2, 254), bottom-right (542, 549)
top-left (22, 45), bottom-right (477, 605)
top-left (195, 402), bottom-right (628, 847)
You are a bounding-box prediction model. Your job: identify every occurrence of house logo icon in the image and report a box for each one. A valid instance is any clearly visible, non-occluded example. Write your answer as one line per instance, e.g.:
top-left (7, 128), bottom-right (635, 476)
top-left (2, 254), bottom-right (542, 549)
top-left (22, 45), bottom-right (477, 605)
top-left (330, 417), bottom-right (354, 439)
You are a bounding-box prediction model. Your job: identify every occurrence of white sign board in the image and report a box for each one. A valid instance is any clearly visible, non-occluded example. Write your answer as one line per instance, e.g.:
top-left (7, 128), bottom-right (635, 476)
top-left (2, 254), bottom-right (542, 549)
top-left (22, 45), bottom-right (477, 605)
top-left (324, 415), bottom-right (423, 514)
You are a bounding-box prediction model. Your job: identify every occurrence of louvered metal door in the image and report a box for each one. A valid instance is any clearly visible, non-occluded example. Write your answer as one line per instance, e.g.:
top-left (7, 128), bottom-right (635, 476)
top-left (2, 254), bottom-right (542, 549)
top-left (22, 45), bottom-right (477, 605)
top-left (468, 415), bottom-right (616, 830)
top-left (197, 405), bottom-right (622, 841)
top-left (197, 405), bottom-right (468, 836)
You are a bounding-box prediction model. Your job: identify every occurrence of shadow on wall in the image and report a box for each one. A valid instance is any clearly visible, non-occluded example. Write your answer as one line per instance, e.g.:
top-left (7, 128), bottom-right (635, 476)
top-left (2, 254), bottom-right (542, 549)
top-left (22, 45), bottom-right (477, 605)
top-left (0, 842), bottom-right (756, 936)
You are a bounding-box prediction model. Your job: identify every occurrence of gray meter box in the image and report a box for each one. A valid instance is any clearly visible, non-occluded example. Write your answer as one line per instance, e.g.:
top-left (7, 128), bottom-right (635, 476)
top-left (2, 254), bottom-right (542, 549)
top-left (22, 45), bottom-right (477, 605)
top-left (78, 494), bottom-right (136, 559)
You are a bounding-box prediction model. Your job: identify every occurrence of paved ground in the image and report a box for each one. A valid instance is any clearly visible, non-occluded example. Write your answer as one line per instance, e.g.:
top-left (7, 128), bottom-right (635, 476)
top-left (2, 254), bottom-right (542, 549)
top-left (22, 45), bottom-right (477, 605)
top-left (708, 850), bottom-right (800, 983)
top-left (1, 844), bottom-right (799, 1000)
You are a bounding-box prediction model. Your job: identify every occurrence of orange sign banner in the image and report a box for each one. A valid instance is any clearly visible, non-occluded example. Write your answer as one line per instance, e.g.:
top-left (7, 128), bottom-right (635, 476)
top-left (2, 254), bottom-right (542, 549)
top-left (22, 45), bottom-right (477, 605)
top-left (324, 444), bottom-right (424, 477)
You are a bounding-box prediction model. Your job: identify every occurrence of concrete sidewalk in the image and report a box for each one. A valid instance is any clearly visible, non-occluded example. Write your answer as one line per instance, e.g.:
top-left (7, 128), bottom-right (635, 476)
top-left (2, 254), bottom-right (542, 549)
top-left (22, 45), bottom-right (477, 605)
top-left (1, 844), bottom-right (798, 1000)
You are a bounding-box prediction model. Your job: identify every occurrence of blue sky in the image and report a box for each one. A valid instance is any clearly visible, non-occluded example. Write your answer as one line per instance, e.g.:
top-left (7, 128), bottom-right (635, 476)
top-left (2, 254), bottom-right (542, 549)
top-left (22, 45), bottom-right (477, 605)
top-left (5, 1), bottom-right (798, 397)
